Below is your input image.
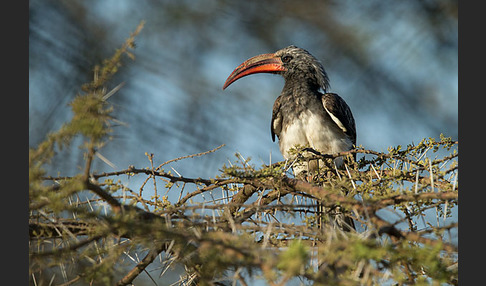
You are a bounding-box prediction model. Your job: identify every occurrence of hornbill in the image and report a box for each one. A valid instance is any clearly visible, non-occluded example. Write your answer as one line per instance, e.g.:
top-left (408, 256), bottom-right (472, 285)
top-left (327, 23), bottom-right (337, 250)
top-left (223, 45), bottom-right (356, 230)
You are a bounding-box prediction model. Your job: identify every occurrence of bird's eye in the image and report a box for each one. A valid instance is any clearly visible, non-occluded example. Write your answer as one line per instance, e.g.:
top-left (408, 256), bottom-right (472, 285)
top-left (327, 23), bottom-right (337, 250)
top-left (281, 55), bottom-right (293, 63)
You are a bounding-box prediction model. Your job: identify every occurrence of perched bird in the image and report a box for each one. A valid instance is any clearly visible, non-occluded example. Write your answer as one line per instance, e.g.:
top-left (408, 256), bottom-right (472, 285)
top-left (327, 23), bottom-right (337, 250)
top-left (223, 45), bottom-right (356, 231)
top-left (223, 45), bottom-right (356, 177)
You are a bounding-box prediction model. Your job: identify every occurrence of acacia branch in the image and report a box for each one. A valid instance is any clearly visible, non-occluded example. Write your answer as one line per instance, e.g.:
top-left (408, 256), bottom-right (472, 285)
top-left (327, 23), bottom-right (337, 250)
top-left (30, 235), bottom-right (104, 258)
top-left (116, 243), bottom-right (167, 286)
top-left (86, 181), bottom-right (123, 213)
top-left (373, 215), bottom-right (457, 253)
top-left (154, 144), bottom-right (225, 172)
top-left (175, 178), bottom-right (240, 206)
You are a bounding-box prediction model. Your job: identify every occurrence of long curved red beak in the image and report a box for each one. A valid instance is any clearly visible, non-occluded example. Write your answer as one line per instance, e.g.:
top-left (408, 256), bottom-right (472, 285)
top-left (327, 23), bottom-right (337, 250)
top-left (222, 53), bottom-right (286, 90)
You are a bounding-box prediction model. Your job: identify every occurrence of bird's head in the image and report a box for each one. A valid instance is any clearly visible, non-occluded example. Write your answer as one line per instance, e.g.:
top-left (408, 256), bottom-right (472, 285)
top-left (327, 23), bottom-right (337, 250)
top-left (223, 45), bottom-right (330, 92)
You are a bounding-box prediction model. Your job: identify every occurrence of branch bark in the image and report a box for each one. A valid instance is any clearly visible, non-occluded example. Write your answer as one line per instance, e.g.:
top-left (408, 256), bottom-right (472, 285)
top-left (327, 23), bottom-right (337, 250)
top-left (116, 243), bottom-right (167, 286)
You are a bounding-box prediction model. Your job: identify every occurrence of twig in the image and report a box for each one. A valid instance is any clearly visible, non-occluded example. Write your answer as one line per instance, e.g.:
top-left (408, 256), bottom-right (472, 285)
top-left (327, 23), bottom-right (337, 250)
top-left (86, 181), bottom-right (123, 213)
top-left (155, 144), bottom-right (225, 172)
top-left (116, 243), bottom-right (167, 286)
top-left (30, 235), bottom-right (103, 258)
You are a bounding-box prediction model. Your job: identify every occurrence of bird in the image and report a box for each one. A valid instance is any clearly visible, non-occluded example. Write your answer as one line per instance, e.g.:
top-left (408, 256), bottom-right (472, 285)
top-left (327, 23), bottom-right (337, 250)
top-left (222, 45), bottom-right (356, 231)
top-left (223, 45), bottom-right (356, 177)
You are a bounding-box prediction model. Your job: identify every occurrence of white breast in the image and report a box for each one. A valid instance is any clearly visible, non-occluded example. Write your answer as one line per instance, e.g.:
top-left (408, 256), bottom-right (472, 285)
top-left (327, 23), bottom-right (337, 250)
top-left (278, 111), bottom-right (352, 171)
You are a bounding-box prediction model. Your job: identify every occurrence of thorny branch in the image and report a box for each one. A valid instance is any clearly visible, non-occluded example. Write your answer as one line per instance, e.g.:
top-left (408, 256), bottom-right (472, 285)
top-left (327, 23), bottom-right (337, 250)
top-left (31, 137), bottom-right (458, 285)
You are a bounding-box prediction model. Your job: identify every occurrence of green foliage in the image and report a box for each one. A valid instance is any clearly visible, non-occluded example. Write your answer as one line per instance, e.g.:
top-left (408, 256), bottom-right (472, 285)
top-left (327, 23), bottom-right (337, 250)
top-left (277, 240), bottom-right (309, 276)
top-left (29, 22), bottom-right (458, 286)
top-left (68, 92), bottom-right (113, 141)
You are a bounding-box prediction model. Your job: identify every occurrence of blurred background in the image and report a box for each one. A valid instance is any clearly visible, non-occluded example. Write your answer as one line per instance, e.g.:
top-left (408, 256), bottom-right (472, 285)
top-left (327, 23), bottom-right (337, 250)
top-left (29, 0), bottom-right (457, 183)
top-left (29, 1), bottom-right (458, 284)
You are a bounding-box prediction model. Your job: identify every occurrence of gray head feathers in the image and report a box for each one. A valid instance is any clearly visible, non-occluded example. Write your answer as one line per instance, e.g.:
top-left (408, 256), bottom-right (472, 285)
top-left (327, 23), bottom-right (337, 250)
top-left (275, 45), bottom-right (330, 92)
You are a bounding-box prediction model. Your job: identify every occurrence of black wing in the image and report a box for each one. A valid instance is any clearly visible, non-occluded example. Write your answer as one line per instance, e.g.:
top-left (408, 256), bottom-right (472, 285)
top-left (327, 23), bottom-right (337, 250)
top-left (271, 95), bottom-right (283, 142)
top-left (321, 93), bottom-right (356, 146)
